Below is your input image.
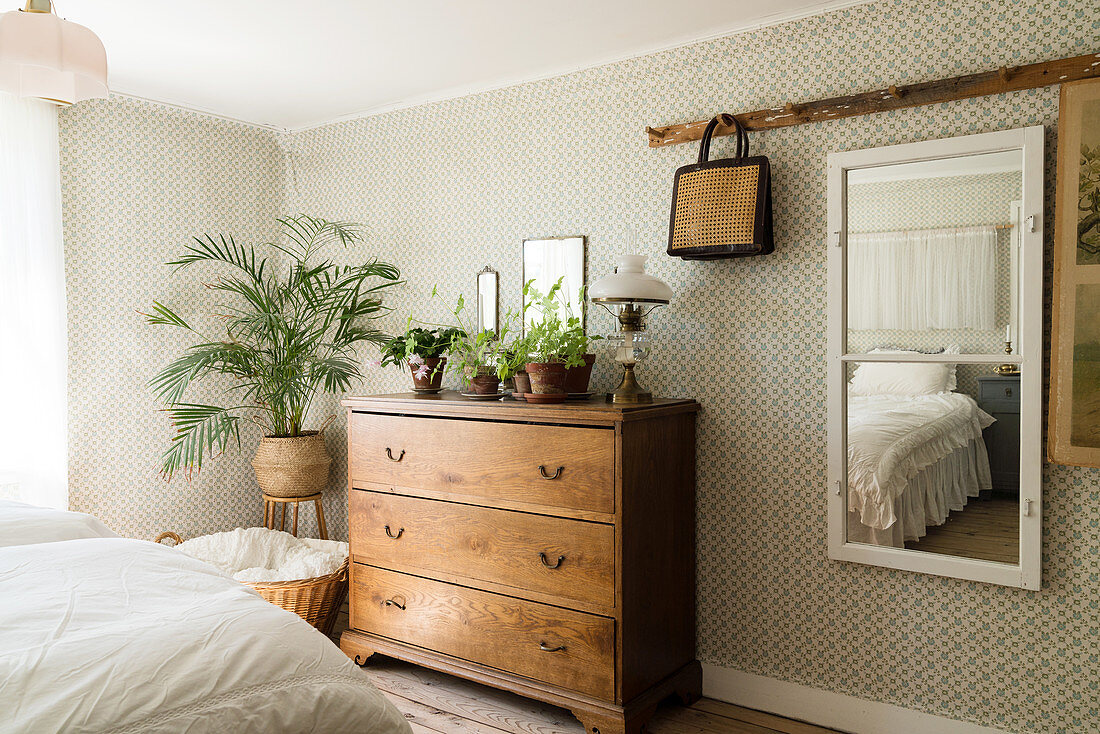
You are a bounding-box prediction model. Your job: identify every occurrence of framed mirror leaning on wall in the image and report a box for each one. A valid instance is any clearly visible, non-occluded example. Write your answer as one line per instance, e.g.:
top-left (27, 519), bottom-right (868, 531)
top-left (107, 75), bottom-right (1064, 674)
top-left (827, 126), bottom-right (1044, 589)
top-left (476, 266), bottom-right (499, 335)
top-left (522, 236), bottom-right (587, 333)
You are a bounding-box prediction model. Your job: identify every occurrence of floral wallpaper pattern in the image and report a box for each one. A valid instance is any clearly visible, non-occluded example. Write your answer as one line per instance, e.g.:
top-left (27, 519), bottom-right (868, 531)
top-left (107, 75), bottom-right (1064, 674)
top-left (60, 96), bottom-right (284, 538)
top-left (58, 0), bottom-right (1100, 731)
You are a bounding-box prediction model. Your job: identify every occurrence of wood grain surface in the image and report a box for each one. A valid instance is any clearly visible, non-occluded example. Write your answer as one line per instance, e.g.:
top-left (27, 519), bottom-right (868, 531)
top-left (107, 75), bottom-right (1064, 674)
top-left (351, 566), bottom-right (616, 699)
top-left (350, 490), bottom-right (615, 608)
top-left (349, 412), bottom-right (615, 514)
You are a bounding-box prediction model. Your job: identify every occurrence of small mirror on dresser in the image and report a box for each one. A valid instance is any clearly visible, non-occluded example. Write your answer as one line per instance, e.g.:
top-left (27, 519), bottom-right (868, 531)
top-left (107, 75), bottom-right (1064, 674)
top-left (827, 126), bottom-right (1044, 589)
top-left (522, 236), bottom-right (587, 333)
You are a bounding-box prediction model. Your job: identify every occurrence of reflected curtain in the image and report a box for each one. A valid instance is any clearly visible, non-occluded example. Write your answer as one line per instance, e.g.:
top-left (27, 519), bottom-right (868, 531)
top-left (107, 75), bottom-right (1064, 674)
top-left (0, 93), bottom-right (67, 509)
top-left (847, 226), bottom-right (997, 331)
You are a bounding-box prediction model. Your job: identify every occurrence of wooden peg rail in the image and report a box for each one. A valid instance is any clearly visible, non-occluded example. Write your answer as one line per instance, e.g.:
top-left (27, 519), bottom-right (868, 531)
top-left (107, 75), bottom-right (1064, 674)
top-left (645, 50), bottom-right (1100, 147)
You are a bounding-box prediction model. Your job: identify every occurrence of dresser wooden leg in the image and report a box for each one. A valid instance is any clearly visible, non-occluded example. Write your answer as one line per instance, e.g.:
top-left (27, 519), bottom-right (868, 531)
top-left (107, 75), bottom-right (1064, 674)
top-left (673, 660), bottom-right (703, 705)
top-left (571, 709), bottom-right (626, 734)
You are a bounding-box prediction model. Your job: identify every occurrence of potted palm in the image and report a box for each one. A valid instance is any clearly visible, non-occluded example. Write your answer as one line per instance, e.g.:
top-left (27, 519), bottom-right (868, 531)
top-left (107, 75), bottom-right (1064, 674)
top-left (144, 214), bottom-right (401, 496)
top-left (380, 325), bottom-right (463, 393)
top-left (522, 279), bottom-right (597, 403)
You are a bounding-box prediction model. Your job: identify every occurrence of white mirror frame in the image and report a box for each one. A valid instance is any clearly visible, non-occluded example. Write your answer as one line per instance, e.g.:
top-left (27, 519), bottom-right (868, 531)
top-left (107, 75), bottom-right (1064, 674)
top-left (826, 126), bottom-right (1044, 590)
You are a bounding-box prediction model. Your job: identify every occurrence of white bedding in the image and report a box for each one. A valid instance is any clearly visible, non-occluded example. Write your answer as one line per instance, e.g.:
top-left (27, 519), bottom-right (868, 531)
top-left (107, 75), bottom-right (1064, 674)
top-left (0, 499), bottom-right (118, 547)
top-left (847, 392), bottom-right (994, 545)
top-left (0, 510), bottom-right (409, 734)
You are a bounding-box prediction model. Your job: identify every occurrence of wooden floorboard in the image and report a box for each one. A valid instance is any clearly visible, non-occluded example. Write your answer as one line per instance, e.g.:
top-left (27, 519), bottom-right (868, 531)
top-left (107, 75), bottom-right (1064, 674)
top-left (352, 655), bottom-right (839, 734)
top-left (904, 497), bottom-right (1019, 564)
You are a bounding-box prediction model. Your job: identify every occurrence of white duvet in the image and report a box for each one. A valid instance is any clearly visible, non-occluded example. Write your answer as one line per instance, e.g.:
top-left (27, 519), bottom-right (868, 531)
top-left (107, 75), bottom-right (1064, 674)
top-left (0, 506), bottom-right (409, 734)
top-left (847, 392), bottom-right (994, 531)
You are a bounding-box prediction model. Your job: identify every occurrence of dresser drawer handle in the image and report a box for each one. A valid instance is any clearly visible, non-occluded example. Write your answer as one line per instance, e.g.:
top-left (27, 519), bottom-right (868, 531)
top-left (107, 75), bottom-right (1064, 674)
top-left (384, 598), bottom-right (406, 611)
top-left (538, 642), bottom-right (566, 653)
top-left (539, 552), bottom-right (565, 569)
top-left (538, 465), bottom-right (563, 480)
top-left (1005, 388), bottom-right (1013, 397)
top-left (385, 448), bottom-right (405, 462)
top-left (384, 525), bottom-right (404, 540)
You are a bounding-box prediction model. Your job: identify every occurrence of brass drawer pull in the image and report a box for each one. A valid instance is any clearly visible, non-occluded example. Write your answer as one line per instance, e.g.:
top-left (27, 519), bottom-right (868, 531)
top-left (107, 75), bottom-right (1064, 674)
top-left (384, 598), bottom-right (406, 610)
top-left (539, 642), bottom-right (566, 653)
top-left (1005, 387), bottom-right (1013, 397)
top-left (539, 552), bottom-right (565, 569)
top-left (384, 525), bottom-right (404, 540)
top-left (385, 448), bottom-right (405, 462)
top-left (538, 465), bottom-right (563, 480)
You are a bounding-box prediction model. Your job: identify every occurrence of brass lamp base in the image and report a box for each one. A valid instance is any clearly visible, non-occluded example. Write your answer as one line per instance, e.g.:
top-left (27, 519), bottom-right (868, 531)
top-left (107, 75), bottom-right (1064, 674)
top-left (607, 363), bottom-right (653, 404)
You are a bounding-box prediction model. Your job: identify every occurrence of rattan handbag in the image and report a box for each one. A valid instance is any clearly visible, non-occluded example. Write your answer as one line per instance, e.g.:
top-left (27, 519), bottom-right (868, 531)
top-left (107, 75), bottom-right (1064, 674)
top-left (666, 113), bottom-right (773, 260)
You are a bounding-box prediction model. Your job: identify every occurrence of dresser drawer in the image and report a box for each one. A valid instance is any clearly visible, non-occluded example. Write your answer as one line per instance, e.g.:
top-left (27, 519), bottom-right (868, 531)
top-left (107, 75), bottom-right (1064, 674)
top-left (350, 491), bottom-right (615, 608)
top-left (348, 413), bottom-right (615, 514)
top-left (351, 566), bottom-right (615, 699)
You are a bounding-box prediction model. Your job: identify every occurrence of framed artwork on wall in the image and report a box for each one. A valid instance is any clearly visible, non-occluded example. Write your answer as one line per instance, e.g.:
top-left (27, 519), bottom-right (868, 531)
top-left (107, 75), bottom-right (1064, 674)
top-left (1050, 78), bottom-right (1100, 467)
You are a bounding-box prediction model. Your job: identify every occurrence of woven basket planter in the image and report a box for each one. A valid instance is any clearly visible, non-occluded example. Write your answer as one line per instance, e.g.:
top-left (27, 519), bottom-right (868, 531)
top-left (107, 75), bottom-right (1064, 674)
top-left (252, 431), bottom-right (332, 499)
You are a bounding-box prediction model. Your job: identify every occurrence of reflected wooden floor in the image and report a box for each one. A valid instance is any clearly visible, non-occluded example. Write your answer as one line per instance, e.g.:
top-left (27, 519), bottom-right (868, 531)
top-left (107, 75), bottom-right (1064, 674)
top-left (905, 497), bottom-right (1018, 564)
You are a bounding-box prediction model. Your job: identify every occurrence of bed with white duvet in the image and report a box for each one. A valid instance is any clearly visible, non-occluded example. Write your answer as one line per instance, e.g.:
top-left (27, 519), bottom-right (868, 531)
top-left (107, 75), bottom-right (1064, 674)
top-left (844, 355), bottom-right (995, 548)
top-left (0, 501), bottom-right (409, 734)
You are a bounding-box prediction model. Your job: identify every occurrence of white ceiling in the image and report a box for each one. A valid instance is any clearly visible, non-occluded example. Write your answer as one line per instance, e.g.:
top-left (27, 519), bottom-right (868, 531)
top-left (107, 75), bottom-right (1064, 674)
top-left (57, 0), bottom-right (865, 131)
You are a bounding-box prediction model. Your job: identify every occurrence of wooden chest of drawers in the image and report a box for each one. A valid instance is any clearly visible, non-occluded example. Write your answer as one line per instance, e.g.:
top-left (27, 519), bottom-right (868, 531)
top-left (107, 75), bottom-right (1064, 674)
top-left (340, 393), bottom-right (700, 734)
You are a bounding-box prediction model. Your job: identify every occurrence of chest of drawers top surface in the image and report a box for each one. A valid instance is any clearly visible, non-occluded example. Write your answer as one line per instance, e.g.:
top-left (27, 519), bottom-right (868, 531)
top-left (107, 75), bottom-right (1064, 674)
top-left (342, 391), bottom-right (698, 422)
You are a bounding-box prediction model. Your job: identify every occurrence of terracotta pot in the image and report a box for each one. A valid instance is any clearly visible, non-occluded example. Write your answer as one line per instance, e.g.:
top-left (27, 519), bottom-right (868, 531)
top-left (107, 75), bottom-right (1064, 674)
top-left (513, 370), bottom-right (531, 396)
top-left (563, 353), bottom-right (596, 394)
top-left (410, 356), bottom-right (446, 390)
top-left (468, 372), bottom-right (501, 395)
top-left (525, 362), bottom-right (568, 403)
top-left (251, 431), bottom-right (332, 498)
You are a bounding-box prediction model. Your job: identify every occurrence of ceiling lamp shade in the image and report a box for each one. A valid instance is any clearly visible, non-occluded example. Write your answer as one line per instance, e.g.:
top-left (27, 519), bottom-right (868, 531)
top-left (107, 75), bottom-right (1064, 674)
top-left (0, 0), bottom-right (107, 105)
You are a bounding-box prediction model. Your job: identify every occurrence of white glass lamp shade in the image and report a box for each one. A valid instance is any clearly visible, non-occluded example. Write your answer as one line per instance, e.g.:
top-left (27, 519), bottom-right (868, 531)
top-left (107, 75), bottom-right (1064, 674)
top-left (589, 255), bottom-right (673, 304)
top-left (0, 5), bottom-right (108, 105)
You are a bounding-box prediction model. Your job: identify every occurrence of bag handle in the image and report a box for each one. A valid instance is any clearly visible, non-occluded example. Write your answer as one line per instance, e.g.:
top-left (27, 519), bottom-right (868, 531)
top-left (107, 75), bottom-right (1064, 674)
top-left (698, 113), bottom-right (750, 164)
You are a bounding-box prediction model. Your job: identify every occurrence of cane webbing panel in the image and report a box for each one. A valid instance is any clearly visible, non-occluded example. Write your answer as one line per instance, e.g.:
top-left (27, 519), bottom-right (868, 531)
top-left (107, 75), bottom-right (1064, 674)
top-left (670, 165), bottom-right (760, 249)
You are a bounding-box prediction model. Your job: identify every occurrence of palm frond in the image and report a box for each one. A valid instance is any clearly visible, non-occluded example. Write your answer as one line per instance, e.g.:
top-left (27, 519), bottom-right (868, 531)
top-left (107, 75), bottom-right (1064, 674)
top-left (169, 234), bottom-right (267, 284)
top-left (141, 301), bottom-right (191, 330)
top-left (159, 404), bottom-right (242, 479)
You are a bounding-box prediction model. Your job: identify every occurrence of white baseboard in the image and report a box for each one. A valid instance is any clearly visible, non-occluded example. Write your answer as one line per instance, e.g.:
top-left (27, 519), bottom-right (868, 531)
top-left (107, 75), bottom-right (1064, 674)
top-left (701, 664), bottom-right (1010, 734)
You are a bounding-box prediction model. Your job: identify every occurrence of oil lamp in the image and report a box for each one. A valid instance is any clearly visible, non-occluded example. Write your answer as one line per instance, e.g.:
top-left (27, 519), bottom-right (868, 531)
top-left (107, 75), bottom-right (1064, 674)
top-left (589, 255), bottom-right (672, 404)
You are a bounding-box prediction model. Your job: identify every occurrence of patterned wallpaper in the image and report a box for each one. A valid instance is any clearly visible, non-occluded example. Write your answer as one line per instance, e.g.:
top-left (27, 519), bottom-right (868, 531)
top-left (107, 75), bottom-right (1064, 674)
top-left (56, 1), bottom-right (1100, 732)
top-left (60, 96), bottom-right (284, 538)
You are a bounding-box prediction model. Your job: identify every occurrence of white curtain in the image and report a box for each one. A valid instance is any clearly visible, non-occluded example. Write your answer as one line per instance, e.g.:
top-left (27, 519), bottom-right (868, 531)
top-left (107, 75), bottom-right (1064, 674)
top-left (0, 93), bottom-right (67, 509)
top-left (847, 226), bottom-right (997, 331)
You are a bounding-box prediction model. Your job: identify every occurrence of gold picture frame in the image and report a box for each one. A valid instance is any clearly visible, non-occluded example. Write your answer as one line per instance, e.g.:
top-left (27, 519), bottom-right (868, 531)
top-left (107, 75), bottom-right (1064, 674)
top-left (1049, 78), bottom-right (1100, 467)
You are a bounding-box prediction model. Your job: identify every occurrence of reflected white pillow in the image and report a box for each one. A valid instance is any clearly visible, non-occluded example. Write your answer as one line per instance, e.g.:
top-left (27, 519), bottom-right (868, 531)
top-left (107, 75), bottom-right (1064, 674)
top-left (868, 344), bottom-right (960, 391)
top-left (849, 361), bottom-right (952, 396)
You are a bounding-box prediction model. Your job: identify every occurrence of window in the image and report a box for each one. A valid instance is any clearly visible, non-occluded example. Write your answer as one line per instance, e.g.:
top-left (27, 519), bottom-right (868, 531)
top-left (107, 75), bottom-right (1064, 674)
top-left (0, 93), bottom-right (67, 509)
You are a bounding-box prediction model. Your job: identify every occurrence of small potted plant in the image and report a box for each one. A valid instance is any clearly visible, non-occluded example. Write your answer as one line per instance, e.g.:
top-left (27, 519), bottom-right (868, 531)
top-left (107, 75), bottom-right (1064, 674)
top-left (521, 279), bottom-right (598, 403)
top-left (379, 325), bottom-right (463, 393)
top-left (422, 287), bottom-right (517, 395)
top-left (499, 340), bottom-right (532, 398)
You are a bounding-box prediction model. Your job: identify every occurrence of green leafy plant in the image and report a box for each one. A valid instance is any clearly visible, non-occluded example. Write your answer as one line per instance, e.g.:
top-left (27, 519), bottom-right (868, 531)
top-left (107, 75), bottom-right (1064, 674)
top-left (522, 278), bottom-right (598, 367)
top-left (379, 325), bottom-right (463, 380)
top-left (143, 215), bottom-right (402, 479)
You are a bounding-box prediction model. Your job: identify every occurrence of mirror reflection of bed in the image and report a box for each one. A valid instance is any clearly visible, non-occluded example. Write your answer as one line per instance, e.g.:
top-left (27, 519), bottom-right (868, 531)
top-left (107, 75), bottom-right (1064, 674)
top-left (845, 361), bottom-right (1021, 565)
top-left (843, 150), bottom-right (1023, 565)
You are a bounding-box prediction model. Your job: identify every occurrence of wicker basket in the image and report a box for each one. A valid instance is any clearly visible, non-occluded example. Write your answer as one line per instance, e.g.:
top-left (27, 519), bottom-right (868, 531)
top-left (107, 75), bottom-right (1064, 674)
top-left (154, 531), bottom-right (348, 636)
top-left (251, 431), bottom-right (332, 499)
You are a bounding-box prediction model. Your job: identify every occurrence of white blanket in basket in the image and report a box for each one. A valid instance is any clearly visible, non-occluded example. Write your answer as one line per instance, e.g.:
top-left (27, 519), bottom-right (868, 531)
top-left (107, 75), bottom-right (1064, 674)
top-left (0, 506), bottom-right (408, 734)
